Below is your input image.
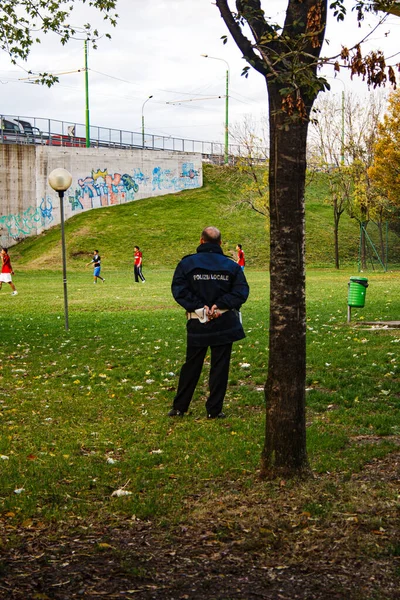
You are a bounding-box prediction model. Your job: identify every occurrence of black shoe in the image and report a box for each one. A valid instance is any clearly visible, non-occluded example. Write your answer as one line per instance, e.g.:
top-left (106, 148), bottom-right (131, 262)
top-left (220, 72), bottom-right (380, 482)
top-left (207, 412), bottom-right (226, 419)
top-left (168, 408), bottom-right (184, 417)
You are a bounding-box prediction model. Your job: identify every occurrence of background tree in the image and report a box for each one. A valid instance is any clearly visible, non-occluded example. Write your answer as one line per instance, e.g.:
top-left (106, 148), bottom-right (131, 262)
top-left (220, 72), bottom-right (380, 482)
top-left (309, 94), bottom-right (352, 269)
top-left (367, 90), bottom-right (400, 261)
top-left (309, 91), bottom-right (386, 268)
top-left (345, 93), bottom-right (387, 268)
top-left (215, 0), bottom-right (397, 477)
top-left (0, 0), bottom-right (118, 85)
top-left (369, 89), bottom-right (400, 213)
top-left (229, 116), bottom-right (269, 216)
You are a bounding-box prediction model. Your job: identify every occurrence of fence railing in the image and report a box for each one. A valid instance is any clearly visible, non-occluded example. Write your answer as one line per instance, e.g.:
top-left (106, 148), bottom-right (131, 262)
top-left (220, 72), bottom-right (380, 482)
top-left (0, 114), bottom-right (268, 161)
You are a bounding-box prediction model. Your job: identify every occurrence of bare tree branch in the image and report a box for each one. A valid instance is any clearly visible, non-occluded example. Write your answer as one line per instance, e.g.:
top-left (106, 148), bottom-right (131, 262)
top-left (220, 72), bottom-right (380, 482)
top-left (216, 0), bottom-right (269, 76)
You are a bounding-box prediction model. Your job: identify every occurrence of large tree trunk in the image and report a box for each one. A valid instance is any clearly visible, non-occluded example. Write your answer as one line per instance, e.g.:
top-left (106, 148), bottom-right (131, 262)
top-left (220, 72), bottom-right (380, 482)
top-left (215, 0), bottom-right (326, 479)
top-left (261, 83), bottom-right (310, 478)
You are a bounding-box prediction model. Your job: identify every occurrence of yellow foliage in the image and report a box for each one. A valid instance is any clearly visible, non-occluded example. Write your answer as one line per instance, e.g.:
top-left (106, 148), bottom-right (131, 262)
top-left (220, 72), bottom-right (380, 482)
top-left (369, 89), bottom-right (400, 209)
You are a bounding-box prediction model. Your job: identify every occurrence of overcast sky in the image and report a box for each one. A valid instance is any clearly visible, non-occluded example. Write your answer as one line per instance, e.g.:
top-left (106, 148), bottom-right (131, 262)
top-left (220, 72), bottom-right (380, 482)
top-left (1, 1), bottom-right (400, 146)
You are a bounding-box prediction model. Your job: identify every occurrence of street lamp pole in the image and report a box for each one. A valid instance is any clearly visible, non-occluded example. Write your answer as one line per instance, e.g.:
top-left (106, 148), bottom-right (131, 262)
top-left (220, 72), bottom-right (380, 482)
top-left (48, 168), bottom-right (73, 331)
top-left (84, 39), bottom-right (90, 148)
top-left (224, 67), bottom-right (229, 165)
top-left (202, 55), bottom-right (230, 164)
top-left (328, 77), bottom-right (346, 165)
top-left (341, 89), bottom-right (345, 166)
top-left (141, 95), bottom-right (153, 148)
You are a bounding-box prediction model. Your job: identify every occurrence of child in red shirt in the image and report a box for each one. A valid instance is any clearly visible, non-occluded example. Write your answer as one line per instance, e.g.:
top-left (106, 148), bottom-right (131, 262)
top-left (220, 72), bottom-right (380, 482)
top-left (134, 246), bottom-right (146, 283)
top-left (0, 248), bottom-right (18, 295)
top-left (236, 244), bottom-right (245, 270)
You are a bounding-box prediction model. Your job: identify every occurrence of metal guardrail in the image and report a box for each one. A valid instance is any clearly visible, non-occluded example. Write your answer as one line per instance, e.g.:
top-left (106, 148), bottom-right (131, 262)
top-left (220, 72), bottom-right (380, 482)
top-left (0, 114), bottom-right (267, 161)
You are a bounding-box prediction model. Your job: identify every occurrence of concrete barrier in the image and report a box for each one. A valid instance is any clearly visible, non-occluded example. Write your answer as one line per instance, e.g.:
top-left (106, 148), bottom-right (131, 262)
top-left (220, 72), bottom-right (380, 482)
top-left (0, 145), bottom-right (202, 247)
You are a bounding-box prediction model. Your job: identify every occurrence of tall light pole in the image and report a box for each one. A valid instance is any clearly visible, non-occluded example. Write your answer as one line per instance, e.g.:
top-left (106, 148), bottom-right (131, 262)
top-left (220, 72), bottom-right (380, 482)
top-left (141, 95), bottom-right (153, 148)
top-left (202, 54), bottom-right (230, 164)
top-left (328, 76), bottom-right (346, 165)
top-left (84, 39), bottom-right (90, 148)
top-left (334, 78), bottom-right (346, 166)
top-left (48, 168), bottom-right (73, 331)
top-left (341, 89), bottom-right (345, 166)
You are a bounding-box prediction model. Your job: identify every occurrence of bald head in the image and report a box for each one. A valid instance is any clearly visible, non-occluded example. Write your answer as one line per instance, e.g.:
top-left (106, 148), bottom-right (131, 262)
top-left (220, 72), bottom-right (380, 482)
top-left (201, 226), bottom-right (221, 245)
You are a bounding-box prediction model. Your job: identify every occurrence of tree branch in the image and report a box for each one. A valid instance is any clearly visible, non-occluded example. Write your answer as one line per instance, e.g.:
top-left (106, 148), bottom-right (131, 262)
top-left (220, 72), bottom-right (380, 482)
top-left (215, 0), bottom-right (269, 76)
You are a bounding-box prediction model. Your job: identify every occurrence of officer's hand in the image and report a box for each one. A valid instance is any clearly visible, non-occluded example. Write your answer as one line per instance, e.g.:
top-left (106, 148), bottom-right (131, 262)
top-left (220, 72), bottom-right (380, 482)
top-left (209, 304), bottom-right (221, 319)
top-left (205, 305), bottom-right (215, 320)
top-left (203, 305), bottom-right (211, 318)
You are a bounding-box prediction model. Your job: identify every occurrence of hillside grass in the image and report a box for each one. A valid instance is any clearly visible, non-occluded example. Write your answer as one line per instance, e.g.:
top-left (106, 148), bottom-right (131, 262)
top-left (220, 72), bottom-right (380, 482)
top-left (10, 164), bottom-right (400, 272)
top-left (12, 165), bottom-right (269, 271)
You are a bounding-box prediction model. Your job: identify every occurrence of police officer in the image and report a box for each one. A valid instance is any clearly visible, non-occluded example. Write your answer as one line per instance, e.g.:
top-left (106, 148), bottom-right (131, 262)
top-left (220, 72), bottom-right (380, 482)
top-left (169, 226), bottom-right (249, 419)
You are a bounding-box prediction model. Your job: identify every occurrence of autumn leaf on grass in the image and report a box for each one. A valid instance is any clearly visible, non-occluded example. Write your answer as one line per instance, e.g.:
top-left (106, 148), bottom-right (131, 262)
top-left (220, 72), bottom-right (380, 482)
top-left (22, 519), bottom-right (33, 528)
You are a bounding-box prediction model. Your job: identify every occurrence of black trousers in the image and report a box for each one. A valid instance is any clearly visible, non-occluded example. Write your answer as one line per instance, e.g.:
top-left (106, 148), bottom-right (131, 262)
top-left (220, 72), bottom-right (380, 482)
top-left (134, 265), bottom-right (145, 282)
top-left (173, 342), bottom-right (233, 417)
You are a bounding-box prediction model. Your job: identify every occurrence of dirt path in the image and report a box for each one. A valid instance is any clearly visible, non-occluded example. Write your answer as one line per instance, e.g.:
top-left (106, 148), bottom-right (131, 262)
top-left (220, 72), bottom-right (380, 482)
top-left (1, 452), bottom-right (399, 599)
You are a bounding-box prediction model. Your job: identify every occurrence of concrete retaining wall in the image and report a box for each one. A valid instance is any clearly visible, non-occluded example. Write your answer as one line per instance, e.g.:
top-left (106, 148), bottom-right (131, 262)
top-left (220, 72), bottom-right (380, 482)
top-left (0, 145), bottom-right (202, 248)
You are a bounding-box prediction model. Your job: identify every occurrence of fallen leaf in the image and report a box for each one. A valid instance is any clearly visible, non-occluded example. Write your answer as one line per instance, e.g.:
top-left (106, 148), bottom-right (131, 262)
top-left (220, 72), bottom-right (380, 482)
top-left (111, 489), bottom-right (132, 497)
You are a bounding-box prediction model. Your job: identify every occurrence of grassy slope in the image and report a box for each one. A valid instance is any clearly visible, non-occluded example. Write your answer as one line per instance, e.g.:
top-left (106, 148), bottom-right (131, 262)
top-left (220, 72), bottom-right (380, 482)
top-left (10, 165), bottom-right (399, 270)
top-left (13, 164), bottom-right (269, 271)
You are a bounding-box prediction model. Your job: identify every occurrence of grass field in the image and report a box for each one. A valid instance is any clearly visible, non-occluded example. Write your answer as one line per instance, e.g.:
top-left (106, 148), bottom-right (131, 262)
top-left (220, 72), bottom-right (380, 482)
top-left (1, 268), bottom-right (399, 526)
top-left (1, 165), bottom-right (399, 597)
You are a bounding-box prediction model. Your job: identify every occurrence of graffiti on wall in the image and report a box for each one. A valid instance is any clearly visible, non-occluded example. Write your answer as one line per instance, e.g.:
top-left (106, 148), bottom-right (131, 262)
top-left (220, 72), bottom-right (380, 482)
top-left (152, 162), bottom-right (199, 192)
top-left (70, 168), bottom-right (145, 211)
top-left (0, 197), bottom-right (53, 240)
top-left (69, 163), bottom-right (200, 211)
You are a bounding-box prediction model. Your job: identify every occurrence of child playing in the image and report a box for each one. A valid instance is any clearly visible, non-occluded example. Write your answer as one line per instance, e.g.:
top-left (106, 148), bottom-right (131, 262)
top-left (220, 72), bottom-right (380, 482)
top-left (0, 248), bottom-right (18, 295)
top-left (86, 250), bottom-right (105, 283)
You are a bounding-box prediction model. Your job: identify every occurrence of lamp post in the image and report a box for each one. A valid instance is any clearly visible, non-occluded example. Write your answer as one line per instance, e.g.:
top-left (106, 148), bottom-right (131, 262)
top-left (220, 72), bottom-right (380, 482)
top-left (141, 95), bottom-right (153, 148)
top-left (328, 77), bottom-right (346, 165)
top-left (48, 168), bottom-right (73, 331)
top-left (340, 88), bottom-right (345, 165)
top-left (84, 39), bottom-right (90, 148)
top-left (201, 54), bottom-right (230, 164)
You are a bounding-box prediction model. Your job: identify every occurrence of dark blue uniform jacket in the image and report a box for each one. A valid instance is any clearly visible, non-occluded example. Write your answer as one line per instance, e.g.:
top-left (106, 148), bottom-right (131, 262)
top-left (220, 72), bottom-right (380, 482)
top-left (171, 243), bottom-right (249, 347)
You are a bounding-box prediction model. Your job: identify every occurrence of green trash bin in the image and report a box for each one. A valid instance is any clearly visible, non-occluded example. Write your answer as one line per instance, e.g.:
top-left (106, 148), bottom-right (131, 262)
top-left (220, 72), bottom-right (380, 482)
top-left (348, 276), bottom-right (369, 308)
